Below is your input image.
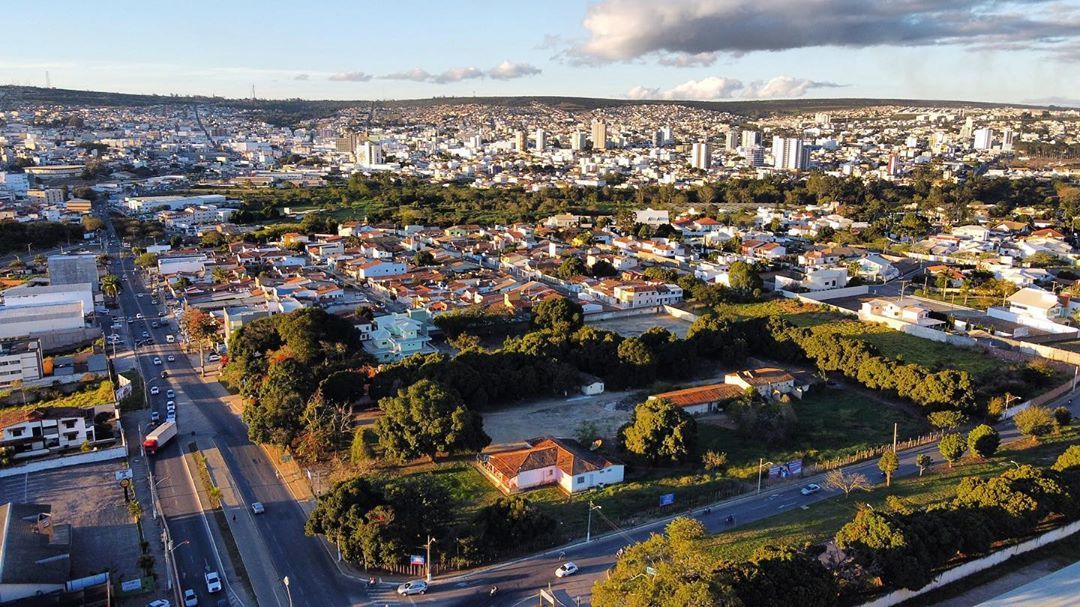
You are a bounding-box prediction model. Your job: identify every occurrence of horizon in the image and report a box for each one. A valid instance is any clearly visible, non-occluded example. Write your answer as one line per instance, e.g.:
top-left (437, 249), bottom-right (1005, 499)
top-left (3, 1), bottom-right (1078, 106)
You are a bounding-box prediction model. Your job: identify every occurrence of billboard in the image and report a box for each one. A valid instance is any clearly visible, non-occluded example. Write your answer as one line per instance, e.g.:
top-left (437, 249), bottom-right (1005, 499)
top-left (769, 459), bottom-right (803, 479)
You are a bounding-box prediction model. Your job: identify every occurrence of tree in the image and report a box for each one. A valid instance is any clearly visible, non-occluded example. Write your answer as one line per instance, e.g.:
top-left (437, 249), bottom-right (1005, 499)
top-left (878, 451), bottom-right (899, 487)
top-left (823, 469), bottom-right (871, 495)
top-left (531, 297), bottom-right (583, 333)
top-left (702, 450), bottom-right (728, 472)
top-left (939, 432), bottom-right (967, 468)
top-left (733, 544), bottom-right (838, 607)
top-left (469, 496), bottom-right (557, 557)
top-left (556, 256), bottom-right (586, 279)
top-left (967, 424), bottom-right (1000, 459)
top-left (412, 250), bottom-right (435, 266)
top-left (1053, 406), bottom-right (1072, 428)
top-left (1051, 445), bottom-right (1080, 472)
top-left (100, 274), bottom-right (122, 299)
top-left (916, 454), bottom-right (932, 476)
top-left (374, 379), bottom-right (490, 462)
top-left (928, 410), bottom-right (967, 432)
top-left (1013, 406), bottom-right (1056, 440)
top-left (134, 252), bottom-right (158, 269)
top-left (201, 231), bottom-right (226, 248)
top-left (81, 215), bottom-right (105, 233)
top-left (727, 260), bottom-right (762, 293)
top-left (620, 399), bottom-right (697, 464)
top-left (350, 427), bottom-right (377, 465)
top-left (181, 308), bottom-right (219, 376)
top-left (835, 507), bottom-right (935, 590)
top-left (590, 259), bottom-right (618, 277)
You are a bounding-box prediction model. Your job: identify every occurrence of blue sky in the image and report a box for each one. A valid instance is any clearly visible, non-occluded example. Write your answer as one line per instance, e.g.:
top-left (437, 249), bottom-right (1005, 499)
top-left (3, 0), bottom-right (1078, 104)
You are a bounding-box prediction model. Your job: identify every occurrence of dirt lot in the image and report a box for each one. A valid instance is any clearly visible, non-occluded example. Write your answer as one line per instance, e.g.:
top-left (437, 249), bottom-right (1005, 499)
top-left (0, 460), bottom-right (143, 581)
top-left (481, 391), bottom-right (640, 445)
top-left (589, 313), bottom-right (694, 338)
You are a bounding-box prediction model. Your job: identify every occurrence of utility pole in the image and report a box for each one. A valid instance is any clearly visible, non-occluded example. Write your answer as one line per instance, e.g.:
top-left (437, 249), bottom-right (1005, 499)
top-left (893, 422), bottom-right (898, 453)
top-left (425, 536), bottom-right (436, 582)
top-left (757, 458), bottom-right (775, 494)
top-left (586, 501), bottom-right (601, 543)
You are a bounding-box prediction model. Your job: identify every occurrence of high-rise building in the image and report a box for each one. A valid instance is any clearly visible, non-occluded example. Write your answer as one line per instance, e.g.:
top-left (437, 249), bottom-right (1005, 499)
top-left (960, 116), bottom-right (975, 140)
top-left (771, 136), bottom-right (807, 171)
top-left (660, 126), bottom-right (673, 145)
top-left (725, 129), bottom-right (739, 151)
top-left (814, 113), bottom-right (831, 126)
top-left (690, 142), bottom-right (712, 170)
top-left (747, 146), bottom-right (764, 167)
top-left (514, 130), bottom-right (527, 152)
top-left (356, 141), bottom-right (383, 165)
top-left (652, 129), bottom-right (664, 148)
top-left (973, 128), bottom-right (993, 151)
top-left (570, 131), bottom-right (587, 151)
top-left (886, 155), bottom-right (899, 176)
top-left (534, 128), bottom-right (547, 152)
top-left (591, 120), bottom-right (608, 150)
top-left (1002, 128), bottom-right (1016, 151)
top-left (740, 130), bottom-right (760, 150)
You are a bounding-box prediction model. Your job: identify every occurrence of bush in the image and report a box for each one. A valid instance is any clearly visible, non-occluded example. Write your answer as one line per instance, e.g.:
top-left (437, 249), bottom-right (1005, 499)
top-left (1053, 406), bottom-right (1072, 428)
top-left (939, 433), bottom-right (967, 467)
top-left (1013, 406), bottom-right (1057, 440)
top-left (967, 424), bottom-right (1000, 459)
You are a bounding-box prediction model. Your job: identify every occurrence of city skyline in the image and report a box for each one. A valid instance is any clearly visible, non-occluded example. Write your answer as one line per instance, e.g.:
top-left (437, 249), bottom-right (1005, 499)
top-left (4, 0), bottom-right (1080, 105)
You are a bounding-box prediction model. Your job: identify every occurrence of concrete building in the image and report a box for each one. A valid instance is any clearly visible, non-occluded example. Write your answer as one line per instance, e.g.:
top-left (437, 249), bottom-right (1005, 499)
top-left (534, 128), bottom-right (546, 152)
top-left (724, 368), bottom-right (804, 400)
top-left (0, 172), bottom-right (31, 197)
top-left (974, 127), bottom-right (993, 150)
top-left (477, 436), bottom-right (624, 494)
top-left (124, 194), bottom-right (226, 213)
top-left (570, 131), bottom-right (587, 151)
top-left (0, 406), bottom-right (98, 455)
top-left (725, 128), bottom-right (739, 151)
top-left (772, 136), bottom-right (808, 171)
top-left (27, 189), bottom-right (64, 205)
top-left (591, 119), bottom-right (608, 150)
top-left (360, 309), bottom-right (433, 362)
top-left (0, 302), bottom-right (86, 339)
top-left (633, 207), bottom-right (670, 226)
top-left (0, 337), bottom-right (44, 388)
top-left (514, 130), bottom-right (527, 153)
top-left (47, 255), bottom-right (98, 290)
top-left (157, 255), bottom-right (208, 276)
top-left (356, 141), bottom-right (383, 166)
top-left (690, 142), bottom-right (712, 170)
top-left (1, 283), bottom-right (94, 315)
top-left (649, 383), bottom-right (743, 415)
top-left (740, 130), bottom-right (760, 149)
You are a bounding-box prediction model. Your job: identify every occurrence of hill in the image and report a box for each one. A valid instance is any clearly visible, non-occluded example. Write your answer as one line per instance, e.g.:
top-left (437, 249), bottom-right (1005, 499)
top-left (0, 85), bottom-right (1052, 125)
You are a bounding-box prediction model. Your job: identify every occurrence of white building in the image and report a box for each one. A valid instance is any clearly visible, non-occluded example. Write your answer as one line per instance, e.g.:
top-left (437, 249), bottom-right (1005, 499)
top-left (690, 142), bottom-right (712, 170)
top-left (125, 194), bottom-right (227, 214)
top-left (356, 141), bottom-right (384, 166)
top-left (0, 302), bottom-right (86, 339)
top-left (353, 259), bottom-right (407, 280)
top-left (973, 128), bottom-right (993, 151)
top-left (0, 337), bottom-right (44, 388)
top-left (157, 255), bottom-right (208, 276)
top-left (633, 208), bottom-right (669, 226)
top-left (1, 406), bottom-right (99, 455)
top-left (479, 436), bottom-right (624, 495)
top-left (772, 136), bottom-right (808, 171)
top-left (1, 283), bottom-right (94, 315)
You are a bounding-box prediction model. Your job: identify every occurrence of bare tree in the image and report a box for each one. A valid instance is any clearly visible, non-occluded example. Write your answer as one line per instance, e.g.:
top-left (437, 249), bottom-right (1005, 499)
top-left (824, 469), bottom-right (872, 495)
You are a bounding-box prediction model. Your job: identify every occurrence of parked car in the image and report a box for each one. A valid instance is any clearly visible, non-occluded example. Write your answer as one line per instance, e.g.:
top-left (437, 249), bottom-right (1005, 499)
top-left (166, 401), bottom-right (176, 412)
top-left (555, 562), bottom-right (579, 578)
top-left (143, 331), bottom-right (150, 339)
top-left (206, 353), bottom-right (221, 362)
top-left (166, 389), bottom-right (175, 398)
top-left (150, 411), bottom-right (160, 423)
top-left (152, 321), bottom-right (160, 328)
top-left (396, 580), bottom-right (428, 596)
top-left (800, 483), bottom-right (822, 496)
top-left (166, 354), bottom-right (176, 362)
top-left (150, 386), bottom-right (160, 395)
top-left (251, 502), bottom-right (265, 515)
top-left (183, 588), bottom-right (197, 607)
top-left (136, 312), bottom-right (144, 318)
top-left (205, 571), bottom-right (222, 593)
top-left (147, 599), bottom-right (171, 607)
top-left (161, 371), bottom-right (168, 378)
top-left (153, 357), bottom-right (162, 365)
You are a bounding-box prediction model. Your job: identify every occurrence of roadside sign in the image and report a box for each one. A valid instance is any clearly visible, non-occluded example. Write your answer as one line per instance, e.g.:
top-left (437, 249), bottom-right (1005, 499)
top-left (120, 578), bottom-right (143, 592)
top-left (409, 555), bottom-right (425, 566)
top-left (115, 469), bottom-right (133, 481)
top-left (119, 478), bottom-right (131, 489)
top-left (659, 493), bottom-right (675, 507)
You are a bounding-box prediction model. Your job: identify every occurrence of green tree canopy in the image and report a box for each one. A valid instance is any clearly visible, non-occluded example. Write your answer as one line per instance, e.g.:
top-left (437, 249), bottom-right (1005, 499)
top-left (939, 432), bottom-right (967, 468)
top-left (531, 297), bottom-right (584, 333)
top-left (374, 379), bottom-right (490, 462)
top-left (620, 399), bottom-right (697, 464)
top-left (967, 424), bottom-right (1000, 459)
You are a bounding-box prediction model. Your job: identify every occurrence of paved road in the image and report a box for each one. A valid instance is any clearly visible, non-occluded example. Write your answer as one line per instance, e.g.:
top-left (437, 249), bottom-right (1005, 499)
top-left (102, 205), bottom-right (365, 607)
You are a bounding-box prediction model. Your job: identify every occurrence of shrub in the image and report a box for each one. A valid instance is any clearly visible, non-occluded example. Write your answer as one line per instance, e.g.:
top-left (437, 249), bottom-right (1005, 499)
top-left (967, 424), bottom-right (1001, 459)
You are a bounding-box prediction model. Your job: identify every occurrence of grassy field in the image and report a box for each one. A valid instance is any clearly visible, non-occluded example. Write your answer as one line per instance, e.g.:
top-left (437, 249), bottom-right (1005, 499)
top-left (699, 387), bottom-right (932, 480)
top-left (699, 424), bottom-right (1080, 562)
top-left (710, 299), bottom-right (845, 327)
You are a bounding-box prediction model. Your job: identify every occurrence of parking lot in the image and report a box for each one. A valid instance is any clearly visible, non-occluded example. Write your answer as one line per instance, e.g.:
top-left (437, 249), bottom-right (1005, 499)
top-left (0, 460), bottom-right (144, 582)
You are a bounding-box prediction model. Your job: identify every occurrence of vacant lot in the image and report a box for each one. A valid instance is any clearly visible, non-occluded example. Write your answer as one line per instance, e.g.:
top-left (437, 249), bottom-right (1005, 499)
top-left (699, 385), bottom-right (932, 480)
top-left (0, 460), bottom-right (143, 581)
top-left (589, 313), bottom-right (694, 338)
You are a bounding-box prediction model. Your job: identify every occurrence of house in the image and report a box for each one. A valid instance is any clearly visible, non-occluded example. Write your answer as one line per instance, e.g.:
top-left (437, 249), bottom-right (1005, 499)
top-left (1006, 287), bottom-right (1063, 320)
top-left (0, 406), bottom-right (98, 457)
top-left (353, 259), bottom-right (407, 280)
top-left (580, 375), bottom-right (605, 396)
top-left (649, 383), bottom-right (743, 415)
top-left (0, 503), bottom-right (72, 602)
top-left (951, 224), bottom-right (992, 241)
top-left (723, 368), bottom-right (804, 400)
top-left (477, 436), bottom-right (624, 494)
top-left (859, 298), bottom-right (944, 327)
top-left (634, 208), bottom-right (670, 226)
top-left (612, 282), bottom-right (683, 308)
top-left (856, 254), bottom-right (900, 282)
top-left (544, 213), bottom-right (579, 229)
top-left (360, 309), bottom-right (434, 362)
top-left (774, 267), bottom-right (849, 292)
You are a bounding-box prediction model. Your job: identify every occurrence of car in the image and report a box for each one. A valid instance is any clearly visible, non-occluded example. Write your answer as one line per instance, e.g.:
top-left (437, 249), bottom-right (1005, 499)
top-left (251, 502), bottom-right (265, 514)
top-left (159, 311), bottom-right (167, 317)
top-left (150, 386), bottom-right (160, 395)
top-left (137, 293), bottom-right (145, 299)
top-left (153, 357), bottom-right (162, 365)
top-left (152, 321), bottom-right (160, 328)
top-left (166, 400), bottom-right (176, 411)
top-left (151, 299), bottom-right (159, 305)
top-left (183, 588), bottom-right (197, 607)
top-left (127, 317), bottom-right (135, 324)
top-left (555, 562), bottom-right (579, 578)
top-left (800, 483), bottom-right (822, 496)
top-left (205, 571), bottom-right (222, 593)
top-left (166, 354), bottom-right (176, 362)
top-left (107, 334), bottom-right (121, 343)
top-left (166, 412), bottom-right (176, 423)
top-left (147, 599), bottom-right (171, 607)
top-left (136, 312), bottom-right (144, 319)
top-left (206, 353), bottom-right (221, 362)
top-left (396, 580), bottom-right (428, 596)
top-left (142, 331), bottom-right (150, 339)
top-left (150, 411), bottom-right (160, 423)
top-left (160, 371), bottom-right (168, 378)
top-left (166, 389), bottom-right (175, 398)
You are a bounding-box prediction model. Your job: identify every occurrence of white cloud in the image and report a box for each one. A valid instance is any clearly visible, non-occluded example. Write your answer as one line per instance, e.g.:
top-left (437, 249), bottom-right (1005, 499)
top-left (627, 74), bottom-right (843, 100)
top-left (381, 62), bottom-right (541, 84)
top-left (328, 71), bottom-right (372, 82)
top-left (293, 73), bottom-right (310, 81)
top-left (573, 0), bottom-right (1080, 63)
top-left (657, 52), bottom-right (718, 68)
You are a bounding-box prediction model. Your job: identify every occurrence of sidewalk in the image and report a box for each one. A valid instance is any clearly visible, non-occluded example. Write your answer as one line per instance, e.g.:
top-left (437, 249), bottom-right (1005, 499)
top-left (123, 413), bottom-right (170, 604)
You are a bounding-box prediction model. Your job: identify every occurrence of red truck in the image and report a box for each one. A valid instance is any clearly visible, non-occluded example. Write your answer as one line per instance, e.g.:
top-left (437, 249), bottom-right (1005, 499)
top-left (143, 421), bottom-right (177, 455)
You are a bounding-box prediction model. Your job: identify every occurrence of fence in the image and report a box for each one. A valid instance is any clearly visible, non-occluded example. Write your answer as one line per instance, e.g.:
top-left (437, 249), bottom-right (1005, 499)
top-left (803, 432), bottom-right (941, 476)
top-left (857, 518), bottom-right (1080, 607)
top-left (0, 444), bottom-right (127, 478)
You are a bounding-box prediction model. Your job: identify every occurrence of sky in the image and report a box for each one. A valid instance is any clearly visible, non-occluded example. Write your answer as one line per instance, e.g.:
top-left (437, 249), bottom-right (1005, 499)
top-left (3, 0), bottom-right (1079, 105)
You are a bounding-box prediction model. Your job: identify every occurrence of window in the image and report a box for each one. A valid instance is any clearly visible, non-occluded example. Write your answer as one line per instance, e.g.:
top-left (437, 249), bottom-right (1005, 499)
top-left (577, 477), bottom-right (585, 485)
top-left (63, 420), bottom-right (77, 429)
top-left (9, 428), bottom-right (22, 437)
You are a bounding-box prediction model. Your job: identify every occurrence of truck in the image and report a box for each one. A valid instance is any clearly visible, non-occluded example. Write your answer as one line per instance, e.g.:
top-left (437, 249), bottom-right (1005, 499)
top-left (143, 421), bottom-right (177, 455)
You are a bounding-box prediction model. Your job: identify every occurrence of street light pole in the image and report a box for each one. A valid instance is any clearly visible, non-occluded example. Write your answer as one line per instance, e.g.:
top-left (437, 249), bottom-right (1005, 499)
top-left (757, 459), bottom-right (775, 495)
top-left (425, 536), bottom-right (436, 582)
top-left (282, 576), bottom-right (293, 607)
top-left (586, 500), bottom-right (601, 543)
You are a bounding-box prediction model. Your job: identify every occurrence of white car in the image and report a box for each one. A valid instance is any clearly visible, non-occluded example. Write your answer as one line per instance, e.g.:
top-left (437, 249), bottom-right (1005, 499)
top-left (251, 502), bottom-right (265, 514)
top-left (166, 389), bottom-right (175, 398)
top-left (396, 580), bottom-right (428, 596)
top-left (205, 571), bottom-right (222, 593)
top-left (166, 354), bottom-right (176, 362)
top-left (555, 562), bottom-right (579, 578)
top-left (150, 386), bottom-right (160, 395)
top-left (166, 412), bottom-right (176, 423)
top-left (153, 357), bottom-right (162, 365)
top-left (206, 353), bottom-right (221, 362)
top-left (166, 401), bottom-right (176, 413)
top-left (147, 599), bottom-right (171, 607)
top-left (800, 483), bottom-right (822, 496)
top-left (182, 588), bottom-right (197, 607)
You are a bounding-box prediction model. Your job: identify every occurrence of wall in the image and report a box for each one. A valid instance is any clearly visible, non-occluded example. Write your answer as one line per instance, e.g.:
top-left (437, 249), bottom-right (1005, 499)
top-left (991, 335), bottom-right (1080, 367)
top-left (584, 305), bottom-right (663, 321)
top-left (857, 519), bottom-right (1080, 607)
top-left (793, 285), bottom-right (870, 301)
top-left (0, 444), bottom-right (126, 478)
top-left (663, 305), bottom-right (700, 323)
top-left (34, 327), bottom-right (102, 353)
top-left (987, 306), bottom-right (1079, 335)
top-left (779, 290), bottom-right (859, 317)
top-left (857, 311), bottom-right (978, 347)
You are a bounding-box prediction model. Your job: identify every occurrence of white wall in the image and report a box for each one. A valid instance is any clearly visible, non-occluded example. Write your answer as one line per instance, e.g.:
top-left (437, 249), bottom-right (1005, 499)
top-left (0, 445), bottom-right (126, 478)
